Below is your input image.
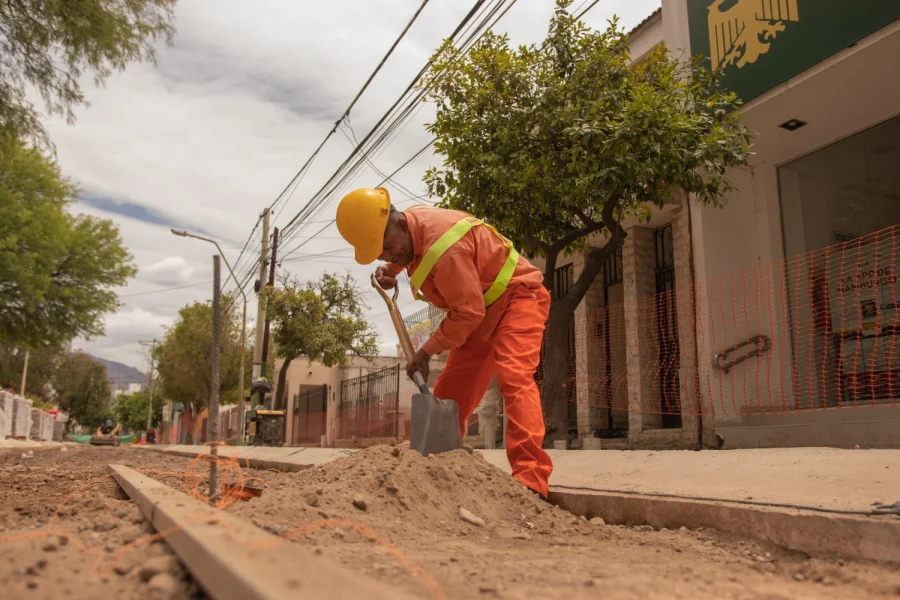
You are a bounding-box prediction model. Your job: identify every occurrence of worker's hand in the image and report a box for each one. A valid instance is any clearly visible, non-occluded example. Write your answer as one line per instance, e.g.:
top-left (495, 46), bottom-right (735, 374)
top-left (406, 348), bottom-right (431, 383)
top-left (374, 265), bottom-right (397, 290)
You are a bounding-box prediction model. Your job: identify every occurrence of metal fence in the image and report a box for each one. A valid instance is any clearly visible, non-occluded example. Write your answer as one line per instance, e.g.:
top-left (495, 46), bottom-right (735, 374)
top-left (339, 366), bottom-right (401, 441)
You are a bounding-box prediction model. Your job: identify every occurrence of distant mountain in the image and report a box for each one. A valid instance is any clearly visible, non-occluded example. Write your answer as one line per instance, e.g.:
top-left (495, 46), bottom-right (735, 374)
top-left (91, 355), bottom-right (147, 393)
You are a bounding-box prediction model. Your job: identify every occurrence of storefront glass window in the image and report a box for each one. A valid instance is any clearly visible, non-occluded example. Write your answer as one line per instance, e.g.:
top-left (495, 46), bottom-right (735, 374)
top-left (778, 115), bottom-right (900, 408)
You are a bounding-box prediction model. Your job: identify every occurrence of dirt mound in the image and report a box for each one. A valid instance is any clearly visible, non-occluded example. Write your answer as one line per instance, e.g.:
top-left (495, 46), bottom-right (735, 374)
top-left (228, 445), bottom-right (587, 540)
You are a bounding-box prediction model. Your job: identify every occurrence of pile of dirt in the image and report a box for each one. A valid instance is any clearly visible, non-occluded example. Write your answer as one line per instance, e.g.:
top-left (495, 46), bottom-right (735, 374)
top-left (228, 445), bottom-right (592, 541)
top-left (222, 445), bottom-right (900, 599)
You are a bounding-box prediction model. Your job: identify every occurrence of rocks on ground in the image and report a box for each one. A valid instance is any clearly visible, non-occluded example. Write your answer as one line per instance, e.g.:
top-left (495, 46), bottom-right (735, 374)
top-left (0, 446), bottom-right (201, 600)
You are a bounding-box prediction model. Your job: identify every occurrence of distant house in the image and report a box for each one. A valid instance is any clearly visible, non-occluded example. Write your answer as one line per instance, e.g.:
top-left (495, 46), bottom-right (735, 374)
top-left (90, 355), bottom-right (147, 397)
top-left (112, 382), bottom-right (144, 398)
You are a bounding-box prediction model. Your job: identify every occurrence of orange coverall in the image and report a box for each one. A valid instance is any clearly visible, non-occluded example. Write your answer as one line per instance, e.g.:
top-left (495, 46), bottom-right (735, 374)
top-left (388, 206), bottom-right (553, 497)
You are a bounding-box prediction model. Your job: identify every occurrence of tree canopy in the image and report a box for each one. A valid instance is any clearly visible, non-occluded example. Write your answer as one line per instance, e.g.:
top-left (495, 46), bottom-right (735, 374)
top-left (0, 345), bottom-right (62, 399)
top-left (0, 134), bottom-right (136, 350)
top-left (53, 350), bottom-right (111, 430)
top-left (0, 0), bottom-right (176, 148)
top-left (115, 389), bottom-right (162, 432)
top-left (267, 272), bottom-right (378, 409)
top-left (154, 299), bottom-right (248, 415)
top-left (421, 1), bottom-right (752, 439)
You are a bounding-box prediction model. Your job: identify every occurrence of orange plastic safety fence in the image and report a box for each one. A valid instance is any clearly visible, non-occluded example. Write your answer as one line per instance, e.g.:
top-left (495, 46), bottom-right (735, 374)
top-left (217, 225), bottom-right (899, 446)
top-left (530, 224), bottom-right (900, 420)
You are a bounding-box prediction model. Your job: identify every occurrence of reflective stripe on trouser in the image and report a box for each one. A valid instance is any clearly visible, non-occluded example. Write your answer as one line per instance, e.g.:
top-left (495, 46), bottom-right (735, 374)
top-left (432, 285), bottom-right (553, 497)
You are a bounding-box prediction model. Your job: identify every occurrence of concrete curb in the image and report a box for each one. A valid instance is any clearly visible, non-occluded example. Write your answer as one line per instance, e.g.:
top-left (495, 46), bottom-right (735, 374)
top-left (108, 464), bottom-right (414, 600)
top-left (550, 488), bottom-right (900, 564)
top-left (146, 446), bottom-right (354, 473)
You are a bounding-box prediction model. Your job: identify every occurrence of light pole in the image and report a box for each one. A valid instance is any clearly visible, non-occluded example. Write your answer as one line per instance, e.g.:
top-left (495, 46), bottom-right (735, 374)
top-left (138, 339), bottom-right (157, 436)
top-left (171, 229), bottom-right (249, 445)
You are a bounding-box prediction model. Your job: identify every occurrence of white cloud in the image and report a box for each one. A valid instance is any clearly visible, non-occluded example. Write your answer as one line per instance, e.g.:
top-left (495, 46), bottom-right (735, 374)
top-left (143, 255), bottom-right (196, 284)
top-left (82, 307), bottom-right (171, 370)
top-left (58, 0), bottom-right (662, 369)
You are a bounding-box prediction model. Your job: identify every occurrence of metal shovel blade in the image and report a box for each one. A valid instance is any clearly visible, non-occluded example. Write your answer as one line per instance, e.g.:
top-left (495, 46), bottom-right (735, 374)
top-left (410, 391), bottom-right (462, 457)
top-left (369, 273), bottom-right (462, 457)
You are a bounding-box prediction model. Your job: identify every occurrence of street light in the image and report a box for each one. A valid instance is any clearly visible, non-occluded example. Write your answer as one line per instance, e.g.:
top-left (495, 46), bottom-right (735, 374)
top-left (171, 228), bottom-right (249, 445)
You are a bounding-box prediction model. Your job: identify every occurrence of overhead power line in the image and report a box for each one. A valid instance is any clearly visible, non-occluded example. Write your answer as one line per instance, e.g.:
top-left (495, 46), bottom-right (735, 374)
top-left (220, 214), bottom-right (263, 299)
top-left (276, 0), bottom-right (617, 262)
top-left (212, 1), bottom-right (434, 300)
top-left (268, 0), bottom-right (434, 224)
top-left (276, 0), bottom-right (519, 262)
top-left (278, 0), bottom-right (498, 235)
top-left (277, 0), bottom-right (498, 242)
top-left (575, 0), bottom-right (602, 20)
top-left (119, 281), bottom-right (214, 298)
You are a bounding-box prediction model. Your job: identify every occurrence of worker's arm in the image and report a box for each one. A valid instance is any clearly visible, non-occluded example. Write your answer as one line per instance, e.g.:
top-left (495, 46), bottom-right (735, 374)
top-left (421, 248), bottom-right (486, 356)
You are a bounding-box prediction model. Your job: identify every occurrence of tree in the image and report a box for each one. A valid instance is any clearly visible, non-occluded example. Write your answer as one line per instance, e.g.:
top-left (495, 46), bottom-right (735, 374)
top-left (267, 273), bottom-right (378, 410)
top-left (54, 350), bottom-right (111, 430)
top-left (421, 1), bottom-right (752, 440)
top-left (154, 298), bottom-right (247, 420)
top-left (115, 389), bottom-right (162, 432)
top-left (0, 134), bottom-right (136, 350)
top-left (0, 0), bottom-right (176, 148)
top-left (0, 345), bottom-right (64, 399)
top-left (27, 394), bottom-right (55, 410)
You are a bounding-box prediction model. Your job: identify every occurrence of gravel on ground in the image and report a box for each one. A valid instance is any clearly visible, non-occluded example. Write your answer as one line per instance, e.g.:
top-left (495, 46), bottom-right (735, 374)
top-left (4, 444), bottom-right (900, 600)
top-left (0, 445), bottom-right (205, 600)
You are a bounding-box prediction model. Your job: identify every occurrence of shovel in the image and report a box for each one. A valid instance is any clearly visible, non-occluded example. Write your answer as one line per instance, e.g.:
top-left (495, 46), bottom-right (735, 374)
top-left (371, 274), bottom-right (461, 456)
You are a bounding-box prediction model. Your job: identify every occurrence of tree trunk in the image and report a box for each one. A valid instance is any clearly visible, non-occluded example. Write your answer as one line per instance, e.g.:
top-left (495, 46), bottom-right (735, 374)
top-left (274, 357), bottom-right (294, 411)
top-left (541, 305), bottom-right (574, 443)
top-left (537, 226), bottom-right (627, 445)
top-left (186, 404), bottom-right (195, 445)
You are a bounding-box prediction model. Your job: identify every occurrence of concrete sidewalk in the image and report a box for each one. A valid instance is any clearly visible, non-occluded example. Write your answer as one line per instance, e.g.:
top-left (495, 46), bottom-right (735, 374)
top-left (151, 444), bottom-right (898, 513)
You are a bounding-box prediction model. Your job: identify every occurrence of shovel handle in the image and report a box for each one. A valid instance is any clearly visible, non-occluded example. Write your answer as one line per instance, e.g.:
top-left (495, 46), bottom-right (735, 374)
top-left (371, 274), bottom-right (430, 394)
top-left (411, 370), bottom-right (428, 394)
top-left (370, 272), bottom-right (399, 308)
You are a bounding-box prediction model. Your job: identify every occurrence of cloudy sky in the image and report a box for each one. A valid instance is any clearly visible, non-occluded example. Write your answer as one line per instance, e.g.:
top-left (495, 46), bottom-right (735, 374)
top-left (49, 0), bottom-right (661, 371)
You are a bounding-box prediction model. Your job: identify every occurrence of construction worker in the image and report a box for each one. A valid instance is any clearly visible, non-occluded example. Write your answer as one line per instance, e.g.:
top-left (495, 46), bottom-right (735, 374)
top-left (335, 187), bottom-right (553, 499)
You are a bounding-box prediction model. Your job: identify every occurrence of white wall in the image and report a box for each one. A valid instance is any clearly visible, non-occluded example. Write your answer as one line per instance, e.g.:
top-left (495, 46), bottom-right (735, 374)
top-left (684, 16), bottom-right (900, 427)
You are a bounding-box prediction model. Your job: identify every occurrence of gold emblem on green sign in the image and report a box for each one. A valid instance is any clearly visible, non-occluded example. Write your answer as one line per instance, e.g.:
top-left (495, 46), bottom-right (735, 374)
top-left (707, 0), bottom-right (800, 71)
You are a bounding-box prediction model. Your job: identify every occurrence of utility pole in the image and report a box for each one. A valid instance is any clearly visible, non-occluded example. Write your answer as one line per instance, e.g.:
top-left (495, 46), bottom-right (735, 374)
top-left (209, 255), bottom-right (221, 497)
top-left (260, 226), bottom-right (279, 399)
top-left (252, 209), bottom-right (271, 383)
top-left (19, 350), bottom-right (29, 396)
top-left (138, 339), bottom-right (158, 438)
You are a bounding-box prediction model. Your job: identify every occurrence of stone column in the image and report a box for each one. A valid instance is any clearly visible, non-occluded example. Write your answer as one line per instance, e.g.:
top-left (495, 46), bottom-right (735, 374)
top-left (325, 386), bottom-right (337, 447)
top-left (622, 226), bottom-right (660, 434)
top-left (572, 253), bottom-right (590, 444)
top-left (572, 250), bottom-right (609, 448)
top-left (671, 200), bottom-right (701, 447)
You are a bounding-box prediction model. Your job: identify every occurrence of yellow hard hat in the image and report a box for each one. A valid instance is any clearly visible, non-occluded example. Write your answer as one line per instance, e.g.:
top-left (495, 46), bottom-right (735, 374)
top-left (336, 187), bottom-right (391, 265)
